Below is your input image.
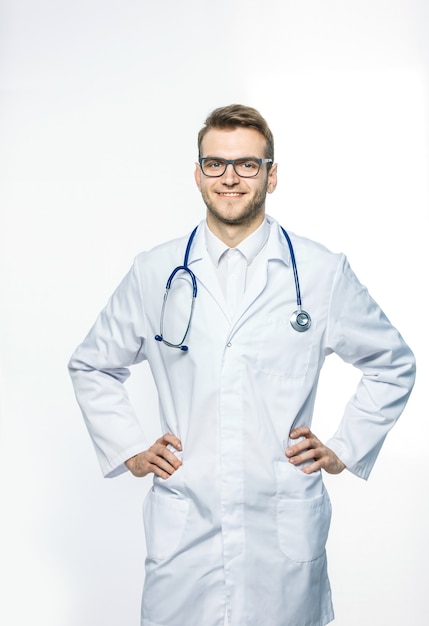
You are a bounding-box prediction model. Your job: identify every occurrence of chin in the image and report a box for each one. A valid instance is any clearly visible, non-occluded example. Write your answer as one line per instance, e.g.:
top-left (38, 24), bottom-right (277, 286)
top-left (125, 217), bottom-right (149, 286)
top-left (210, 206), bottom-right (265, 227)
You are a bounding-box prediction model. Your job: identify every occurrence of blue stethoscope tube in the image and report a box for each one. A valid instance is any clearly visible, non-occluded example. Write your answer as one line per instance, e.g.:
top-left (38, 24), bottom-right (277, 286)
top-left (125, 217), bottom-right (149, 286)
top-left (155, 225), bottom-right (311, 351)
top-left (280, 227), bottom-right (312, 333)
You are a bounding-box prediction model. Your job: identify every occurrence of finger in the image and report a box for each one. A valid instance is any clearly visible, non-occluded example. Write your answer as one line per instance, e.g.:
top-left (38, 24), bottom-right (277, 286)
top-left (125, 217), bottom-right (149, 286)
top-left (301, 452), bottom-right (346, 475)
top-left (286, 439), bottom-right (312, 457)
top-left (286, 435), bottom-right (320, 458)
top-left (147, 447), bottom-right (182, 473)
top-left (147, 462), bottom-right (175, 480)
top-left (151, 443), bottom-right (183, 470)
top-left (289, 426), bottom-right (312, 440)
top-left (287, 447), bottom-right (320, 465)
top-left (301, 460), bottom-right (322, 474)
top-left (160, 433), bottom-right (183, 451)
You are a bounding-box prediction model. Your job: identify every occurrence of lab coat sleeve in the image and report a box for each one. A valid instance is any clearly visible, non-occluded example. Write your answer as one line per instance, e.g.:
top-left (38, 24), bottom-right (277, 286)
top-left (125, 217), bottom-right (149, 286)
top-left (68, 258), bottom-right (150, 478)
top-left (324, 255), bottom-right (416, 480)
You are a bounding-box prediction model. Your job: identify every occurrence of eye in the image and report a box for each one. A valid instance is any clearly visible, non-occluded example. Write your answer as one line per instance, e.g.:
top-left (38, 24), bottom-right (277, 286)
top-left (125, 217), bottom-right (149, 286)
top-left (204, 159), bottom-right (225, 170)
top-left (236, 159), bottom-right (259, 173)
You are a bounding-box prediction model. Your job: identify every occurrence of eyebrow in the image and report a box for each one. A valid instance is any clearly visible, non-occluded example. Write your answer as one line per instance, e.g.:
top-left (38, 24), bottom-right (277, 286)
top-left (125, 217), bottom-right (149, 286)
top-left (201, 155), bottom-right (262, 160)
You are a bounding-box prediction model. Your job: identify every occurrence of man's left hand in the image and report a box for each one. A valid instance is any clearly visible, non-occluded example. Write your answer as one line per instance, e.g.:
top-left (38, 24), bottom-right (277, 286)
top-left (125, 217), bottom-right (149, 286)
top-left (286, 426), bottom-right (346, 475)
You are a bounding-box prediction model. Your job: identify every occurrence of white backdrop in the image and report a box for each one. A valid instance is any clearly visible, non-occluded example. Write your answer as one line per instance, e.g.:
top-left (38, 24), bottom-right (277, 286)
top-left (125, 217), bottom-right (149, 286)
top-left (1, 1), bottom-right (428, 625)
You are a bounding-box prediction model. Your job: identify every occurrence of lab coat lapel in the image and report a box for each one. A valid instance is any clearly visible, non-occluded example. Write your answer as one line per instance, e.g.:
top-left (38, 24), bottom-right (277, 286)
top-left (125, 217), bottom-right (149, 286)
top-left (230, 221), bottom-right (291, 332)
top-left (185, 219), bottom-right (290, 330)
top-left (186, 226), bottom-right (229, 319)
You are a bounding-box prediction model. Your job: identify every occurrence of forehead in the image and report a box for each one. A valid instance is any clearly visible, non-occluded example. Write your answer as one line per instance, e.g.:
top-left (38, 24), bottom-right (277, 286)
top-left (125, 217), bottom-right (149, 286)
top-left (200, 127), bottom-right (267, 157)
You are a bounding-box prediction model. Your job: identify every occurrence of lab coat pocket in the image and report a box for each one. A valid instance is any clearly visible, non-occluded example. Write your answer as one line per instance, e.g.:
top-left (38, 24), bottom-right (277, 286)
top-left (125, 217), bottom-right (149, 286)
top-left (275, 461), bottom-right (331, 562)
top-left (255, 315), bottom-right (316, 378)
top-left (143, 488), bottom-right (190, 561)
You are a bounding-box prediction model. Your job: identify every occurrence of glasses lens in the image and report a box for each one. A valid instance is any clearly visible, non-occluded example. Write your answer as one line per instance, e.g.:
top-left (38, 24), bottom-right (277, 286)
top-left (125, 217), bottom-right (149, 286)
top-left (201, 158), bottom-right (227, 176)
top-left (233, 159), bottom-right (260, 177)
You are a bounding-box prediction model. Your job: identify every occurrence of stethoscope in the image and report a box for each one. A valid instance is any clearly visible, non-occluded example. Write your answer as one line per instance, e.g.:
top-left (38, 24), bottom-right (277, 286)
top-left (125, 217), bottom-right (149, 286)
top-left (155, 225), bottom-right (311, 351)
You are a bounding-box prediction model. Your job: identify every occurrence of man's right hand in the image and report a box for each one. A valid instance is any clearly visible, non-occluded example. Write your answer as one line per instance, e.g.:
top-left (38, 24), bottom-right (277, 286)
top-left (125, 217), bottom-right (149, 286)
top-left (125, 434), bottom-right (183, 479)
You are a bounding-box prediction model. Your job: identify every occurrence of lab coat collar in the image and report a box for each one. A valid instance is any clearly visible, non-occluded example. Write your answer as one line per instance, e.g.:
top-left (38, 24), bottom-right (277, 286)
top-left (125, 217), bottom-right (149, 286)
top-left (204, 218), bottom-right (271, 268)
top-left (186, 215), bottom-right (291, 268)
top-left (264, 215), bottom-right (292, 266)
top-left (183, 216), bottom-right (292, 328)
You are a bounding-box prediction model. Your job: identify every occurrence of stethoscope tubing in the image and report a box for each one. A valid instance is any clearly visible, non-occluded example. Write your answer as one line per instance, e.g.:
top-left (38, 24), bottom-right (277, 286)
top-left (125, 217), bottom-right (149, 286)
top-left (280, 227), bottom-right (302, 308)
top-left (280, 227), bottom-right (311, 332)
top-left (155, 224), bottom-right (311, 350)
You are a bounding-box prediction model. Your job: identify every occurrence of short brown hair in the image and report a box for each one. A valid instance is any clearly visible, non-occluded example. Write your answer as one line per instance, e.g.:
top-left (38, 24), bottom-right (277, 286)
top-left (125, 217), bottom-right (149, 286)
top-left (198, 104), bottom-right (274, 162)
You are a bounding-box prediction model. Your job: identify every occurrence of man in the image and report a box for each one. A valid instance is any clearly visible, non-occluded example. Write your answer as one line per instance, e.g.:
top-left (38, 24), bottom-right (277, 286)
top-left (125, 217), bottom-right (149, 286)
top-left (68, 104), bottom-right (415, 626)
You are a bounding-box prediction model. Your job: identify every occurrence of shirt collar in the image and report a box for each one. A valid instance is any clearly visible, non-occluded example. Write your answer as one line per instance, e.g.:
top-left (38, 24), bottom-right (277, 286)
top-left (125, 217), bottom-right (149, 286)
top-left (204, 218), bottom-right (271, 267)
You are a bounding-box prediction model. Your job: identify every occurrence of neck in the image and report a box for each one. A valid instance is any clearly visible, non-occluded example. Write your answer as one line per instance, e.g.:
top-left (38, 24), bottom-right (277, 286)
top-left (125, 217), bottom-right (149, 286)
top-left (206, 214), bottom-right (265, 247)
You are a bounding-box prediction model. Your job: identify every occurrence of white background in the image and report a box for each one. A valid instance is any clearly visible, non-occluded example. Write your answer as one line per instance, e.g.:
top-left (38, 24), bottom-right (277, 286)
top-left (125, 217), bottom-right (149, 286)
top-left (1, 1), bottom-right (428, 624)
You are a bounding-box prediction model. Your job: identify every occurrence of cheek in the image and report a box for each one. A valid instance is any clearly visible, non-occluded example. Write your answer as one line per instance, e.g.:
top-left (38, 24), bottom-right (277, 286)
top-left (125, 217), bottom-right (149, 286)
top-left (254, 181), bottom-right (269, 198)
top-left (201, 181), bottom-right (217, 197)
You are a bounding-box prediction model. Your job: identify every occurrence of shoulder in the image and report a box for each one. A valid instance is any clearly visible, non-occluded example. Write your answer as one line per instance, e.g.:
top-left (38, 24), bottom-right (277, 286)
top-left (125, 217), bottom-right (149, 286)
top-left (268, 216), bottom-right (345, 267)
top-left (133, 222), bottom-right (204, 268)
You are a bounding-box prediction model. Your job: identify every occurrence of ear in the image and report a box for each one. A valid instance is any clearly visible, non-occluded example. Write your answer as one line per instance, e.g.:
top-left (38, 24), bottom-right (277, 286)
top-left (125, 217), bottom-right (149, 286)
top-left (194, 162), bottom-right (202, 191)
top-left (267, 163), bottom-right (278, 194)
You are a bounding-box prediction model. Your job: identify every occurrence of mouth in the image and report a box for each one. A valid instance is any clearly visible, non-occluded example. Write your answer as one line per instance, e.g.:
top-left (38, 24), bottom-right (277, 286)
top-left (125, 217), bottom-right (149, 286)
top-left (216, 192), bottom-right (244, 198)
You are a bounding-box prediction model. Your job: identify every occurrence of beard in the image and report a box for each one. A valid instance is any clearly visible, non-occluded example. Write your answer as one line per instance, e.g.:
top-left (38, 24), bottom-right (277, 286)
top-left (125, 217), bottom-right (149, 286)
top-left (201, 180), bottom-right (268, 228)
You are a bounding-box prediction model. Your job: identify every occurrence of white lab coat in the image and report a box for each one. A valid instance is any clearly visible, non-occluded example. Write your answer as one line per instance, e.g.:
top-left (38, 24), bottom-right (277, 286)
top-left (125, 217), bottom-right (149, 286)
top-left (68, 216), bottom-right (415, 626)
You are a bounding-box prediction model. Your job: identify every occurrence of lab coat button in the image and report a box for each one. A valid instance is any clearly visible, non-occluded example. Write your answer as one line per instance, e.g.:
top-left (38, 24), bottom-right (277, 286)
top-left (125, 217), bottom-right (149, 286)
top-left (227, 342), bottom-right (232, 347)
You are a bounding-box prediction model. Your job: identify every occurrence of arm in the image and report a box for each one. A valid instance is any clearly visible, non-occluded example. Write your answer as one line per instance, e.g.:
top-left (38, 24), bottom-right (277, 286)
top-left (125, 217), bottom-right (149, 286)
top-left (68, 259), bottom-right (152, 477)
top-left (287, 255), bottom-right (415, 479)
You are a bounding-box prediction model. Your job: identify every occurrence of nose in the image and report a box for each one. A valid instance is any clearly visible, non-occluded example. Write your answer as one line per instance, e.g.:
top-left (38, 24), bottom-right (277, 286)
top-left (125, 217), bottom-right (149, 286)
top-left (221, 162), bottom-right (240, 185)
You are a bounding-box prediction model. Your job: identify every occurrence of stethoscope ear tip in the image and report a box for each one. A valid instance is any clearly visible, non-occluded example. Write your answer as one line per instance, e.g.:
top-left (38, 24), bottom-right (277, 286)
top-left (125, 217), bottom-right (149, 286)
top-left (155, 334), bottom-right (189, 351)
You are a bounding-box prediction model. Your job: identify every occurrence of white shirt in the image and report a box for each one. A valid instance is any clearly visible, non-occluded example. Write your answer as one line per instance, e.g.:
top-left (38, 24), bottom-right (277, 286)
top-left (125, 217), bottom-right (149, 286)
top-left (204, 219), bottom-right (270, 319)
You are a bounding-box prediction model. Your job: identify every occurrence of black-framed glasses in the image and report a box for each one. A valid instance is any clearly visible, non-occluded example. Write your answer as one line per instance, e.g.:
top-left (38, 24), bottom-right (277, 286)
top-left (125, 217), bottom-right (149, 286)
top-left (199, 157), bottom-right (273, 178)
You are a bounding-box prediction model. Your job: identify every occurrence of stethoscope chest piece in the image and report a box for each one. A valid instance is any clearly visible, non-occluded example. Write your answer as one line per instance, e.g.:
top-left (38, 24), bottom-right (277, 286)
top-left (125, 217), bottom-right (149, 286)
top-left (290, 309), bottom-right (312, 332)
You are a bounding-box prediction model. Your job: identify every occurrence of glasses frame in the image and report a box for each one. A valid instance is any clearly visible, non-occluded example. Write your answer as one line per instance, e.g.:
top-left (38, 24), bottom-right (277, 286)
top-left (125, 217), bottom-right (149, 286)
top-left (198, 157), bottom-right (273, 178)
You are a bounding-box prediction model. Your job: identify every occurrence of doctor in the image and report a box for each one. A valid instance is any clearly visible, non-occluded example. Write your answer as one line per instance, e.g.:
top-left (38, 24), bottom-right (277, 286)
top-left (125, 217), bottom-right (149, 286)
top-left (68, 104), bottom-right (415, 626)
